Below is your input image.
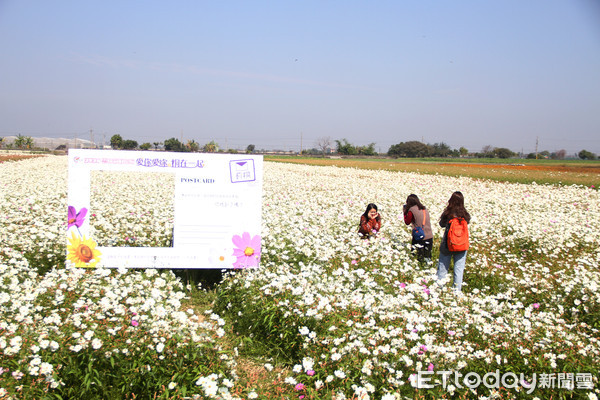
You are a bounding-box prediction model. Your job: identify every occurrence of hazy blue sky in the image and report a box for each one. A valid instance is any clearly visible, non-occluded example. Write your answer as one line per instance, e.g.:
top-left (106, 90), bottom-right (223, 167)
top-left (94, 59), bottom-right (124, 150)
top-left (1, 1), bottom-right (599, 154)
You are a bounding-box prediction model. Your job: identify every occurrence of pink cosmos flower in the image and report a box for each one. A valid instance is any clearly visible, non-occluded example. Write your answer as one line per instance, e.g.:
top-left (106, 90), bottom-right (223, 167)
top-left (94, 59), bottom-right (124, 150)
top-left (532, 303), bottom-right (540, 309)
top-left (351, 259), bottom-right (358, 265)
top-left (67, 206), bottom-right (87, 229)
top-left (295, 383), bottom-right (305, 391)
top-left (448, 330), bottom-right (456, 336)
top-left (428, 363), bottom-right (434, 371)
top-left (232, 232), bottom-right (261, 268)
top-left (399, 283), bottom-right (406, 288)
top-left (307, 370), bottom-right (315, 376)
top-left (131, 320), bottom-right (139, 327)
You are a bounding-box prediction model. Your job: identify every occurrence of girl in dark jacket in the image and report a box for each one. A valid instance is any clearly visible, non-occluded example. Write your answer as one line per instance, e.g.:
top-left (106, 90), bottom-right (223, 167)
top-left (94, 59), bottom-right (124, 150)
top-left (403, 194), bottom-right (433, 263)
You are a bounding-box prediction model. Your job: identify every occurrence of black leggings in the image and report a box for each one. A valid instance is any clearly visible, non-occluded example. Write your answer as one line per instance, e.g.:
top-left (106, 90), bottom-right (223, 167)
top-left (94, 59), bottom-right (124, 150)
top-left (411, 238), bottom-right (433, 262)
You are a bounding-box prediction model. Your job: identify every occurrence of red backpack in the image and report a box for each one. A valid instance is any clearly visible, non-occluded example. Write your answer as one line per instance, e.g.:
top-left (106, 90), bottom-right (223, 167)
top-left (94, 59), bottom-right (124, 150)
top-left (447, 217), bottom-right (469, 252)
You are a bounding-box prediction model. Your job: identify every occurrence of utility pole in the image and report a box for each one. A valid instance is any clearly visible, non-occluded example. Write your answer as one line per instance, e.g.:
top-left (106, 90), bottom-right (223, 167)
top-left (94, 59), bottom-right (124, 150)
top-left (535, 137), bottom-right (539, 159)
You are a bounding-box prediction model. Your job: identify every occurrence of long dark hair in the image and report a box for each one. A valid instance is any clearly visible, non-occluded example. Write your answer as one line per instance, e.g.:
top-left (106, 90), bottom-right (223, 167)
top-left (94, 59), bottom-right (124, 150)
top-left (440, 191), bottom-right (471, 223)
top-left (404, 194), bottom-right (426, 214)
top-left (362, 203), bottom-right (381, 222)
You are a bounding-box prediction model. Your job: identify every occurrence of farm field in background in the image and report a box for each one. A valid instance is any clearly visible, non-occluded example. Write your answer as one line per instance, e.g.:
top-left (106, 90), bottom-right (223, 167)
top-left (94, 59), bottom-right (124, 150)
top-left (0, 153), bottom-right (44, 163)
top-left (1, 155), bottom-right (599, 399)
top-left (266, 156), bottom-right (600, 188)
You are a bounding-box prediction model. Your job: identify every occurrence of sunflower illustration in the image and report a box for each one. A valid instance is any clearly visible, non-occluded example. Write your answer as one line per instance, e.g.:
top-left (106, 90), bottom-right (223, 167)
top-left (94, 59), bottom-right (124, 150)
top-left (67, 232), bottom-right (101, 268)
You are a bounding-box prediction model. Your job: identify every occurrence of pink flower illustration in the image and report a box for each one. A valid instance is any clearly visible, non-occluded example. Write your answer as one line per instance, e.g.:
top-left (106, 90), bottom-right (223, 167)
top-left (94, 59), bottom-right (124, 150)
top-left (68, 206), bottom-right (87, 230)
top-left (232, 232), bottom-right (261, 268)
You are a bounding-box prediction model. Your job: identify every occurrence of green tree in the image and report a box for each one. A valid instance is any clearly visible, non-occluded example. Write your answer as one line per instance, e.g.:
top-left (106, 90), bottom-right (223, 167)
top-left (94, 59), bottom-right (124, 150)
top-left (163, 138), bottom-right (186, 152)
top-left (459, 147), bottom-right (469, 157)
top-left (153, 142), bottom-right (162, 150)
top-left (202, 140), bottom-right (219, 153)
top-left (388, 141), bottom-right (430, 158)
top-left (578, 149), bottom-right (596, 160)
top-left (186, 140), bottom-right (200, 152)
top-left (493, 147), bottom-right (515, 159)
top-left (14, 134), bottom-right (34, 149)
top-left (335, 139), bottom-right (357, 155)
top-left (357, 142), bottom-right (376, 156)
top-left (122, 140), bottom-right (138, 150)
top-left (0, 137), bottom-right (3, 149)
top-left (431, 142), bottom-right (452, 157)
top-left (140, 143), bottom-right (152, 150)
top-left (110, 134), bottom-right (123, 149)
top-left (246, 144), bottom-right (256, 153)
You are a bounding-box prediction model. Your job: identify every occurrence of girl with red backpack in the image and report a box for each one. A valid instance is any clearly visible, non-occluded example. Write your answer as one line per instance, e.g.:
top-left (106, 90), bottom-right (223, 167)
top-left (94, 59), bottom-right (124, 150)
top-left (437, 191), bottom-right (471, 291)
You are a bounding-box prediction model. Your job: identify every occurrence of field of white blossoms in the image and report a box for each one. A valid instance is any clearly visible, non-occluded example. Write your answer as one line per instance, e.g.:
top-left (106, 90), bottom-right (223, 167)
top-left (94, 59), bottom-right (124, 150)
top-left (1, 155), bottom-right (599, 400)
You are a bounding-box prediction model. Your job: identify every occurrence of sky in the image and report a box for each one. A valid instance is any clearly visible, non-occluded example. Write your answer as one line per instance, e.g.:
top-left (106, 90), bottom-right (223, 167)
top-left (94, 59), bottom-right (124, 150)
top-left (1, 1), bottom-right (599, 155)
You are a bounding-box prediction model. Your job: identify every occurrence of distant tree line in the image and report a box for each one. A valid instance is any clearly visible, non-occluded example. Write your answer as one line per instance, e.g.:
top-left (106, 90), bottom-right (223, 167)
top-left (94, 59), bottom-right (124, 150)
top-left (1, 133), bottom-right (598, 161)
top-left (109, 135), bottom-right (256, 154)
top-left (306, 137), bottom-right (599, 160)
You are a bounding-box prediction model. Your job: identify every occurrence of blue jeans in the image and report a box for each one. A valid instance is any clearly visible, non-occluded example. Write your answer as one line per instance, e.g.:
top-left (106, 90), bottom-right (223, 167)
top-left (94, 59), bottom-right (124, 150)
top-left (437, 251), bottom-right (467, 291)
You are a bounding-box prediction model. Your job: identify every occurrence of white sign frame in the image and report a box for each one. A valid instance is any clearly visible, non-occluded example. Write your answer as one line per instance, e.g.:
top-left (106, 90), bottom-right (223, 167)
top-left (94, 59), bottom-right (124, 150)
top-left (66, 149), bottom-right (263, 269)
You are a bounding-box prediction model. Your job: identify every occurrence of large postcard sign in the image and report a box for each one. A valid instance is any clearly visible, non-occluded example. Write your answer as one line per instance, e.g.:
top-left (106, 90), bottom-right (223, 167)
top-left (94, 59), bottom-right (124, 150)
top-left (67, 149), bottom-right (263, 269)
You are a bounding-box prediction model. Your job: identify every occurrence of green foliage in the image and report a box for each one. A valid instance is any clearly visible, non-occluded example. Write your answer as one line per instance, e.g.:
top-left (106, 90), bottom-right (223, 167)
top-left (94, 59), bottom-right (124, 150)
top-left (122, 139), bottom-right (138, 150)
top-left (186, 140), bottom-right (200, 152)
top-left (110, 134), bottom-right (123, 149)
top-left (139, 142), bottom-right (152, 150)
top-left (14, 134), bottom-right (34, 149)
top-left (494, 147), bottom-right (516, 158)
top-left (388, 140), bottom-right (431, 157)
top-left (335, 138), bottom-right (358, 155)
top-left (202, 140), bottom-right (219, 153)
top-left (163, 137), bottom-right (186, 152)
top-left (578, 149), bottom-right (596, 160)
top-left (0, 265), bottom-right (235, 399)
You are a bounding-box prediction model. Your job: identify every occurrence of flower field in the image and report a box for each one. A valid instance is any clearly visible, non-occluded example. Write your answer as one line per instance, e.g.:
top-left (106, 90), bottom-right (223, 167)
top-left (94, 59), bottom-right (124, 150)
top-left (1, 155), bottom-right (599, 399)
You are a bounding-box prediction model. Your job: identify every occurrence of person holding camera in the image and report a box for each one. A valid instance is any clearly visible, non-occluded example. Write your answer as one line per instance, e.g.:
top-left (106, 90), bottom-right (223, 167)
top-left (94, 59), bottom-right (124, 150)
top-left (403, 194), bottom-right (433, 263)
